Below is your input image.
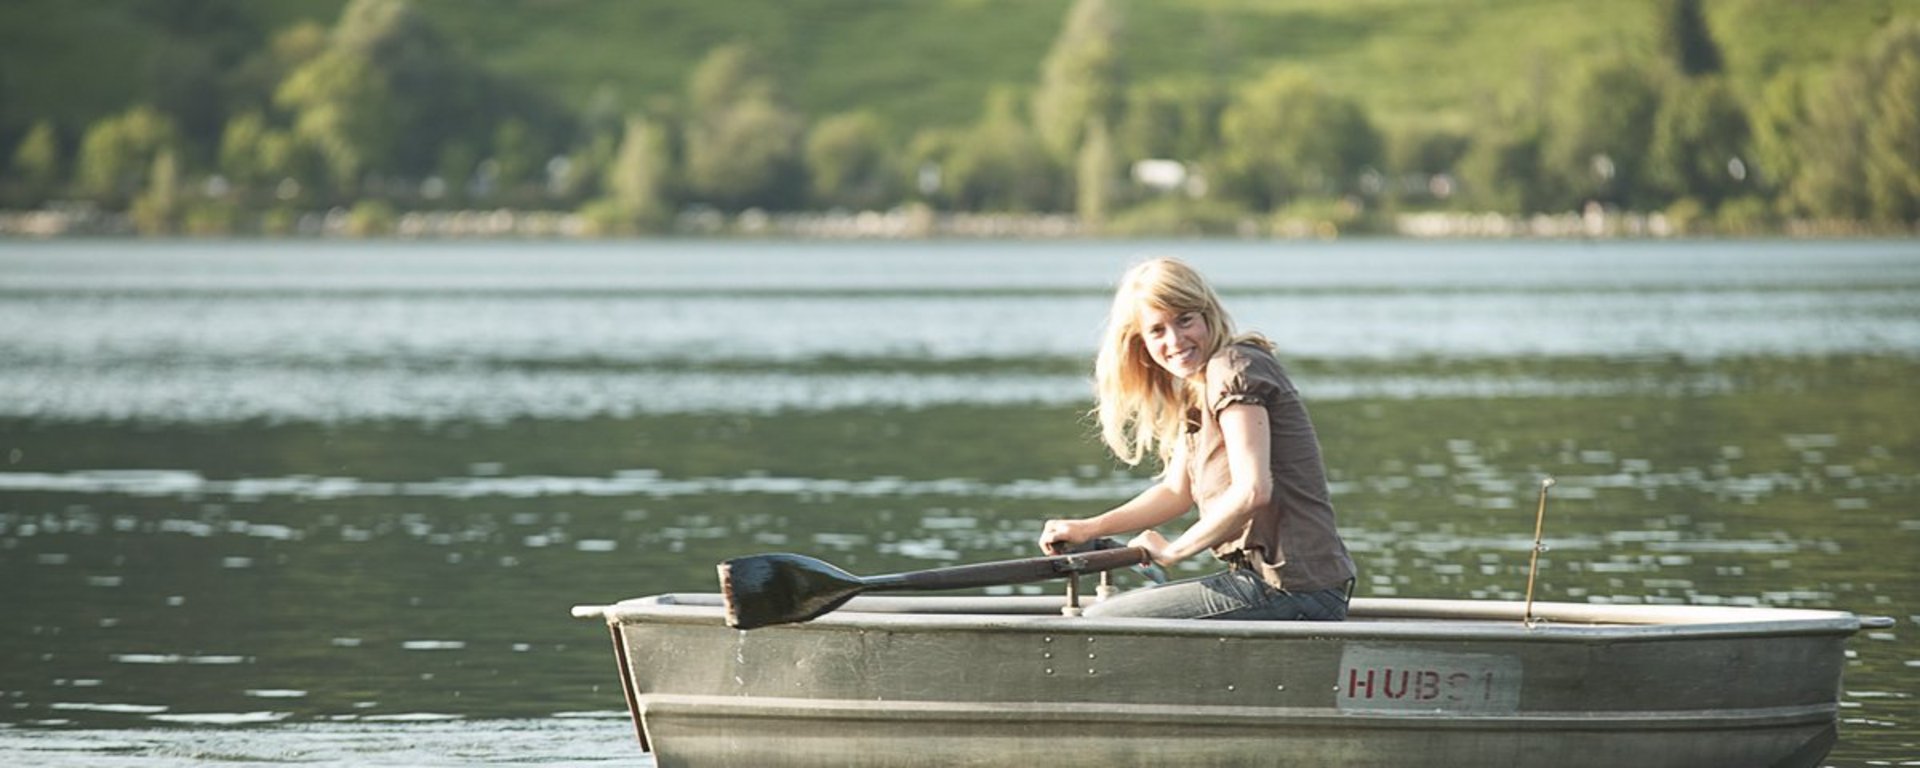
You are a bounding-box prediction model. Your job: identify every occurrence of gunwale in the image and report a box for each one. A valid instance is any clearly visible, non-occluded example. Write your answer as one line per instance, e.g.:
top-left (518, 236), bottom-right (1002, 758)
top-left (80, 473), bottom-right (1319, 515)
top-left (581, 593), bottom-right (1869, 642)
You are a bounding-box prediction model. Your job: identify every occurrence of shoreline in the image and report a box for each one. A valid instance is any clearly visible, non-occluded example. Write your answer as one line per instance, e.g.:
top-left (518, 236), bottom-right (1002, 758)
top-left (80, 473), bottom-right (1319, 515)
top-left (1, 204), bottom-right (1913, 241)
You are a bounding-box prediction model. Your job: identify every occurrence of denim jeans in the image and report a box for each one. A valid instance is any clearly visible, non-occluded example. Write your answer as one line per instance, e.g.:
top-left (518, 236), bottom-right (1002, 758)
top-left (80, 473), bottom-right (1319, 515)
top-left (1082, 567), bottom-right (1349, 621)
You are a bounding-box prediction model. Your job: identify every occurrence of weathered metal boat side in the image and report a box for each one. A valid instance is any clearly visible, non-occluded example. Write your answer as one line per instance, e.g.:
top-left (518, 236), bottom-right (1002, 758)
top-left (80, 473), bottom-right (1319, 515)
top-left (573, 594), bottom-right (1874, 767)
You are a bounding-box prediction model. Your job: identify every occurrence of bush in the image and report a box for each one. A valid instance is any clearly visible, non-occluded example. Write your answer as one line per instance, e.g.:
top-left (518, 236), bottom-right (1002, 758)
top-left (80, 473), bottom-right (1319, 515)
top-left (1105, 196), bottom-right (1252, 237)
top-left (1662, 197), bottom-right (1709, 235)
top-left (1714, 196), bottom-right (1774, 236)
top-left (806, 111), bottom-right (901, 210)
top-left (182, 201), bottom-right (242, 236)
top-left (344, 199), bottom-right (395, 236)
top-left (261, 206), bottom-right (300, 235)
top-left (575, 197), bottom-right (639, 237)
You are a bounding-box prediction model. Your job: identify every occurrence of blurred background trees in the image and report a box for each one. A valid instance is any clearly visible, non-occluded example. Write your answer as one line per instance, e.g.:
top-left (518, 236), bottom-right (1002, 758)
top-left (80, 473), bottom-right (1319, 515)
top-left (0, 0), bottom-right (1914, 234)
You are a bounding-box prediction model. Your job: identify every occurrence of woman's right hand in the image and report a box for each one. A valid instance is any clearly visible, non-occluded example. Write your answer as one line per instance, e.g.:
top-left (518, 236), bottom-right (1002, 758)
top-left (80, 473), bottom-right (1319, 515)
top-left (1038, 518), bottom-right (1092, 555)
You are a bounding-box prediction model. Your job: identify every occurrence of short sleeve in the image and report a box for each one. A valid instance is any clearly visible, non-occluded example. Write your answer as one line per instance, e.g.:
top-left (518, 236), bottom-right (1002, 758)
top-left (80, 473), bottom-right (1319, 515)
top-left (1205, 344), bottom-right (1295, 415)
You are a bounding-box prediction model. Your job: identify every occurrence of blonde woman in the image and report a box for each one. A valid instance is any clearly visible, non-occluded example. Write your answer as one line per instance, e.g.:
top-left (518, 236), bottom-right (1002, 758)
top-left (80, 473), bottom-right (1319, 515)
top-left (1039, 257), bottom-right (1355, 620)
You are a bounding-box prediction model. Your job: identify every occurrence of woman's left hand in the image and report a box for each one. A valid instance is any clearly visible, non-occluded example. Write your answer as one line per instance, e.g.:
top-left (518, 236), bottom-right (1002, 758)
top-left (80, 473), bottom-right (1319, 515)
top-left (1127, 530), bottom-right (1178, 567)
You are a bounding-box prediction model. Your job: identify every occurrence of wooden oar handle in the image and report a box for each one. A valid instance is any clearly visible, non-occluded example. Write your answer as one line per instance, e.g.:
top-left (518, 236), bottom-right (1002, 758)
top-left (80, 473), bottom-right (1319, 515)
top-left (877, 547), bottom-right (1149, 592)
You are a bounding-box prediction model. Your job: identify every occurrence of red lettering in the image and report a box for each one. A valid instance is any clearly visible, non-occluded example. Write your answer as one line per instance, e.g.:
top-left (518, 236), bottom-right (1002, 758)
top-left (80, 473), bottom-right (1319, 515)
top-left (1383, 669), bottom-right (1409, 699)
top-left (1347, 667), bottom-right (1375, 699)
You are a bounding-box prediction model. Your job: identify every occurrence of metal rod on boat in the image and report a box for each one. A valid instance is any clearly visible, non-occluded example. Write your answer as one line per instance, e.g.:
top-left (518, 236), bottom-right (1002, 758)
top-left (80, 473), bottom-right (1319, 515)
top-left (1524, 476), bottom-right (1555, 628)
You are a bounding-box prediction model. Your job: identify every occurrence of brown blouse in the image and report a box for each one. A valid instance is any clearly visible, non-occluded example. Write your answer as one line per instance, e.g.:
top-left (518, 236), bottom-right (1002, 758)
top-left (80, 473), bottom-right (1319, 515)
top-left (1184, 343), bottom-right (1356, 592)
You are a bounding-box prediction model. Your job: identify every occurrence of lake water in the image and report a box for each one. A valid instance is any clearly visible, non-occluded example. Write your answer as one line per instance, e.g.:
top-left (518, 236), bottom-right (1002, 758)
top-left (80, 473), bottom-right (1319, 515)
top-left (1, 239), bottom-right (1916, 765)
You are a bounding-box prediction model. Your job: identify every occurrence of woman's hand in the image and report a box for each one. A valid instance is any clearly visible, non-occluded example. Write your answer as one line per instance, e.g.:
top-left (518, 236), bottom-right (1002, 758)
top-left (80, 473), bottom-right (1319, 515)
top-left (1040, 481), bottom-right (1196, 556)
top-left (1128, 529), bottom-right (1178, 567)
top-left (1038, 518), bottom-right (1093, 555)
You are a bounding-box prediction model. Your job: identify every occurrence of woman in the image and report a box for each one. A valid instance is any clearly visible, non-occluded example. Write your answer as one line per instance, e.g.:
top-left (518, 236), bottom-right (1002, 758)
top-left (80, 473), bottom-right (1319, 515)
top-left (1039, 257), bottom-right (1355, 620)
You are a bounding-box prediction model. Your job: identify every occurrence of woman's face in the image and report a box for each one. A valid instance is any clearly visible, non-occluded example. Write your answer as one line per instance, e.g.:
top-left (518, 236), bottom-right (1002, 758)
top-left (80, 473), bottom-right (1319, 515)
top-left (1137, 304), bottom-right (1210, 380)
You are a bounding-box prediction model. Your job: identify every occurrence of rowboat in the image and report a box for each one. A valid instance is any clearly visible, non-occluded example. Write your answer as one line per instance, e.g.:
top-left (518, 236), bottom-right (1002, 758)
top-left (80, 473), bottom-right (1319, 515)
top-left (571, 589), bottom-right (1883, 767)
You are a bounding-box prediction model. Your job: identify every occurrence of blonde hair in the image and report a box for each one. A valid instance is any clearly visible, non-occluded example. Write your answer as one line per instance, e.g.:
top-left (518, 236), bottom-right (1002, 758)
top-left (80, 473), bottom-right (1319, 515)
top-left (1094, 258), bottom-right (1270, 467)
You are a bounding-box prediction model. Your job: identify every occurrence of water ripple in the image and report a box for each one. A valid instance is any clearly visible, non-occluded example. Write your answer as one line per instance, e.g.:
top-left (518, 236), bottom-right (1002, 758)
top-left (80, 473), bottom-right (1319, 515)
top-left (0, 468), bottom-right (1153, 502)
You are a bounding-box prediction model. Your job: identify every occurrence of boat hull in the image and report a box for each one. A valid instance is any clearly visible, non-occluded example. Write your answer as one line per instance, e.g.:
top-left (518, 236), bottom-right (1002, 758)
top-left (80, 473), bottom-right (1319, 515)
top-left (578, 595), bottom-right (1860, 767)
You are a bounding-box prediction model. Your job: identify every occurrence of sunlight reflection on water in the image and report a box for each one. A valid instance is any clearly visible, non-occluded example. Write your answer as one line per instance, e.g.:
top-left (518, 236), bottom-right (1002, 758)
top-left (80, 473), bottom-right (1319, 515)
top-left (0, 364), bottom-right (1859, 423)
top-left (2, 240), bottom-right (1917, 424)
top-left (0, 717), bottom-right (643, 766)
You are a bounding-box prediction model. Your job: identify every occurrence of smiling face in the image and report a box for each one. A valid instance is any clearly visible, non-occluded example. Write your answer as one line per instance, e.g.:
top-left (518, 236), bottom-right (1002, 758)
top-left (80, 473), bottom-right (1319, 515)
top-left (1137, 303), bottom-right (1212, 380)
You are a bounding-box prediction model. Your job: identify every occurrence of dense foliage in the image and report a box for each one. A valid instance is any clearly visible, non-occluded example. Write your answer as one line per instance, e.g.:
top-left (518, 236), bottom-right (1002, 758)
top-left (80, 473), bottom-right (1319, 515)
top-left (1, 0), bottom-right (1914, 235)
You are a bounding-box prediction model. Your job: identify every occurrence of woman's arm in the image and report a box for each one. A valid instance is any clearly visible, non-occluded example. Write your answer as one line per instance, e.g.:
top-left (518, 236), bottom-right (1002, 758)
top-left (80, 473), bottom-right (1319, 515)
top-left (1039, 448), bottom-right (1195, 554)
top-left (1130, 403), bottom-right (1272, 566)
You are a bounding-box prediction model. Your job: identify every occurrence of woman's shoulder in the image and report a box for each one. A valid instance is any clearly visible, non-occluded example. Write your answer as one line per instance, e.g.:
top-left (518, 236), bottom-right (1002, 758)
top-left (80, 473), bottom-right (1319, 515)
top-left (1207, 341), bottom-right (1283, 376)
top-left (1205, 341), bottom-right (1294, 400)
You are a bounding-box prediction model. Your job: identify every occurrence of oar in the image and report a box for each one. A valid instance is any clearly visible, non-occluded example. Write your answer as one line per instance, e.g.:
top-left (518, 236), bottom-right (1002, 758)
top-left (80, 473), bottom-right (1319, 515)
top-left (718, 544), bottom-right (1150, 630)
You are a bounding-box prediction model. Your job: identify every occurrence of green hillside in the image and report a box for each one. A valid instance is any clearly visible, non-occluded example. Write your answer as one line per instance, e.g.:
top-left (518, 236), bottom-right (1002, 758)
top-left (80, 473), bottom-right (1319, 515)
top-left (2, 0), bottom-right (1900, 141)
top-left (0, 0), bottom-right (1914, 235)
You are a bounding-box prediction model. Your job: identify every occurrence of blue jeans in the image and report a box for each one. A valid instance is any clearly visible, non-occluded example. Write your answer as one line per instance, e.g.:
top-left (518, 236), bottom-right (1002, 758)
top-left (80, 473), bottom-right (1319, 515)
top-left (1082, 567), bottom-right (1349, 621)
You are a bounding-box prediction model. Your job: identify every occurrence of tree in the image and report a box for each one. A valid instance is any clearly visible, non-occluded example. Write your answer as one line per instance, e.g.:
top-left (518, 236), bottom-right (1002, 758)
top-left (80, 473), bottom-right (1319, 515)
top-left (1789, 19), bottom-right (1920, 223)
top-left (436, 141), bottom-right (478, 203)
top-left (1077, 118), bottom-right (1118, 225)
top-left (555, 130), bottom-right (617, 202)
top-left (805, 111), bottom-right (900, 210)
top-left (273, 0), bottom-right (568, 193)
top-left (1389, 128), bottom-right (1471, 178)
top-left (1648, 77), bottom-right (1750, 209)
top-left (689, 43), bottom-right (777, 119)
top-left (74, 106), bottom-right (180, 204)
top-left (145, 31), bottom-right (225, 159)
top-left (1863, 20), bottom-right (1920, 224)
top-left (903, 127), bottom-right (965, 207)
top-left (1658, 0), bottom-right (1722, 77)
top-left (1118, 80), bottom-right (1226, 163)
top-left (225, 21), bottom-right (329, 114)
top-left (9, 121), bottom-right (62, 202)
top-left (275, 51), bottom-right (394, 192)
top-left (1458, 111), bottom-right (1551, 213)
top-left (1546, 58), bottom-right (1664, 209)
top-left (1385, 125), bottom-right (1470, 207)
top-left (1788, 67), bottom-right (1871, 219)
top-left (218, 111), bottom-right (273, 190)
top-left (271, 0), bottom-right (423, 190)
top-left (491, 118), bottom-right (542, 193)
top-left (131, 150), bottom-right (180, 234)
top-left (1745, 73), bottom-right (1808, 200)
top-left (683, 44), bottom-right (806, 210)
top-left (948, 90), bottom-right (1060, 212)
top-left (1032, 0), bottom-right (1125, 160)
top-left (1217, 67), bottom-right (1380, 211)
top-left (145, 0), bottom-right (300, 136)
top-left (605, 116), bottom-right (673, 227)
top-left (685, 98), bottom-right (805, 210)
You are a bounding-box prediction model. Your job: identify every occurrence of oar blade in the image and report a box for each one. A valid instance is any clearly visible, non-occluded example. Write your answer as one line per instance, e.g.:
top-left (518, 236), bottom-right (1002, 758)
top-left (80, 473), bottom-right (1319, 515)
top-left (719, 553), bottom-right (866, 630)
